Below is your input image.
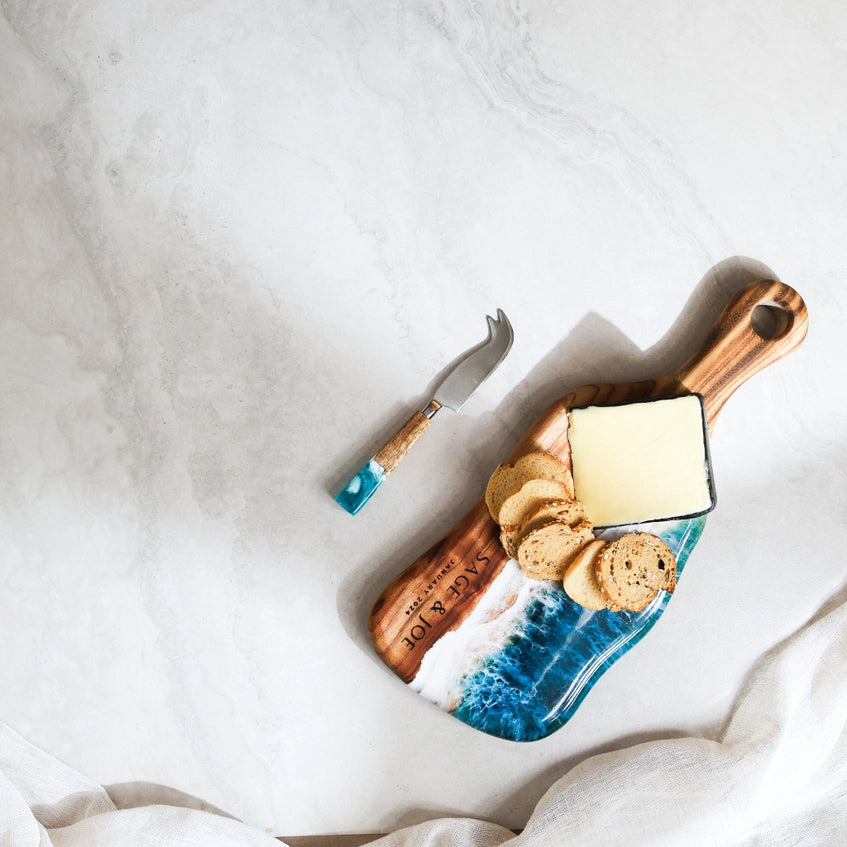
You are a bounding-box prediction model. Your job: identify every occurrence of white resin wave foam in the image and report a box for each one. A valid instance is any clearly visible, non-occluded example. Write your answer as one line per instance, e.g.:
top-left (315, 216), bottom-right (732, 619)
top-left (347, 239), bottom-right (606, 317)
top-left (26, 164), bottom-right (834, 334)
top-left (409, 559), bottom-right (547, 711)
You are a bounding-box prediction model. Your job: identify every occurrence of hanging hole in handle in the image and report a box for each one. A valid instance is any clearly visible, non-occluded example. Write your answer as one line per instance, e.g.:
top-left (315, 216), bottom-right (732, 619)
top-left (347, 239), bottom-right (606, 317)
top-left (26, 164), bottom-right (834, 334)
top-left (752, 302), bottom-right (793, 340)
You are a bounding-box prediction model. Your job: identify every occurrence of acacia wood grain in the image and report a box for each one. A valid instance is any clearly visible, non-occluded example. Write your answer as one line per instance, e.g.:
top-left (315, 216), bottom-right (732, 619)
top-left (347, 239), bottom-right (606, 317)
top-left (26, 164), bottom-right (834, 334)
top-left (374, 400), bottom-right (441, 473)
top-left (369, 280), bottom-right (808, 683)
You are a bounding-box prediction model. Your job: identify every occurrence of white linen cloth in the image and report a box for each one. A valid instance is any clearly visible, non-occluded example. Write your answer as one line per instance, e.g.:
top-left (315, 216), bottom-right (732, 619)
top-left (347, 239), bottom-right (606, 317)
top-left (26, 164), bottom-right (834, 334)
top-left (4, 589), bottom-right (847, 847)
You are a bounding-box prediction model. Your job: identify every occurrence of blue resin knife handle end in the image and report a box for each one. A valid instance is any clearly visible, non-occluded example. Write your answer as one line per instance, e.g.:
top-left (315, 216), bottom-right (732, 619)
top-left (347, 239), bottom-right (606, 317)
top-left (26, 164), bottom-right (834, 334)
top-left (336, 459), bottom-right (387, 515)
top-left (335, 407), bottom-right (435, 514)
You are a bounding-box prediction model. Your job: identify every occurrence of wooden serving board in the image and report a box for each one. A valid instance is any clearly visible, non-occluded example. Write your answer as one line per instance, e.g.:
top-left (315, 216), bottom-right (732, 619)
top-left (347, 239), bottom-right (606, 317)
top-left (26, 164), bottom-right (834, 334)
top-left (368, 280), bottom-right (808, 741)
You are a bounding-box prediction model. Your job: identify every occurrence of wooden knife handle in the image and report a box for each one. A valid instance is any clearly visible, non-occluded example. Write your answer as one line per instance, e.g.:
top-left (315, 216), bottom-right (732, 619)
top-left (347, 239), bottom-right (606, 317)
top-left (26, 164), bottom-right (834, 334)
top-left (336, 400), bottom-right (441, 514)
top-left (375, 401), bottom-right (441, 472)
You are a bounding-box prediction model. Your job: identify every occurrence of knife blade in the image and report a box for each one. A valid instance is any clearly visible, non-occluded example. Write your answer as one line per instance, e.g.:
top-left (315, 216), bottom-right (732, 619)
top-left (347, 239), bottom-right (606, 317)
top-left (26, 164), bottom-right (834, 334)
top-left (336, 309), bottom-right (514, 515)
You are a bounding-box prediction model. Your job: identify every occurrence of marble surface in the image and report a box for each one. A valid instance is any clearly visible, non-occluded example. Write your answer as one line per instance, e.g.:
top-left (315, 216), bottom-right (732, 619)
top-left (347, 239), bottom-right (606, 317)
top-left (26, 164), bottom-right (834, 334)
top-left (1, 0), bottom-right (845, 837)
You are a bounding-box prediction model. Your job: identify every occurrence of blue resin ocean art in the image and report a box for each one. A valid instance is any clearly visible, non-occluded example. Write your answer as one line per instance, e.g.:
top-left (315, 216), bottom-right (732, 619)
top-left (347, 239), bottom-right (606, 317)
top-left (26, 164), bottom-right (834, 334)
top-left (373, 509), bottom-right (705, 743)
top-left (446, 518), bottom-right (704, 741)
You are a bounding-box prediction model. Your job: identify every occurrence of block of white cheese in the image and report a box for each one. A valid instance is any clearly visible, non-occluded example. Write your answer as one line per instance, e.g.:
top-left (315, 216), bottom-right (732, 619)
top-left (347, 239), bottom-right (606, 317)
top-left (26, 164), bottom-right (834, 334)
top-left (568, 394), bottom-right (715, 528)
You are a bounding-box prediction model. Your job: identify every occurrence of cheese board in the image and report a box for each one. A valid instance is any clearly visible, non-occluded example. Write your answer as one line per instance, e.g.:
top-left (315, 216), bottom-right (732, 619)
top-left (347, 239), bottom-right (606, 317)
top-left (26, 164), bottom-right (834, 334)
top-left (368, 279), bottom-right (808, 742)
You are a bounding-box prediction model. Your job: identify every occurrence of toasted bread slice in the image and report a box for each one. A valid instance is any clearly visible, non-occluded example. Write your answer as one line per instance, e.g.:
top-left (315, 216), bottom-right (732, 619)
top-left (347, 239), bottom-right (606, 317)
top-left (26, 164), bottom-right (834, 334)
top-left (516, 519), bottom-right (594, 581)
top-left (562, 538), bottom-right (610, 610)
top-left (485, 451), bottom-right (574, 522)
top-left (497, 478), bottom-right (574, 528)
top-left (521, 498), bottom-right (588, 532)
top-left (499, 525), bottom-right (524, 560)
top-left (500, 498), bottom-right (589, 559)
top-left (595, 532), bottom-right (677, 612)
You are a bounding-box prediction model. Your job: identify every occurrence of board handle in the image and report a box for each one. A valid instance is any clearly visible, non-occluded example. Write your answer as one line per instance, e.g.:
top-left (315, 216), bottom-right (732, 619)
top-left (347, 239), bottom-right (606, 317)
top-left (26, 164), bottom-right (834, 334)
top-left (674, 280), bottom-right (808, 428)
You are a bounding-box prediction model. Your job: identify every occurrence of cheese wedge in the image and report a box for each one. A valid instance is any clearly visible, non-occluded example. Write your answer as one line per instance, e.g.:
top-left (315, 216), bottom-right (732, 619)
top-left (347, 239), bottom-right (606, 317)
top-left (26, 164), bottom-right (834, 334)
top-left (568, 394), bottom-right (715, 527)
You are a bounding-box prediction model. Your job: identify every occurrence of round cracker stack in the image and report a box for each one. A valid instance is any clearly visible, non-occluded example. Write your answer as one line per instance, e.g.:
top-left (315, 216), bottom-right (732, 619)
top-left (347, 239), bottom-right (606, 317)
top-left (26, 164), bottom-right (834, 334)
top-left (483, 450), bottom-right (678, 613)
top-left (485, 450), bottom-right (595, 583)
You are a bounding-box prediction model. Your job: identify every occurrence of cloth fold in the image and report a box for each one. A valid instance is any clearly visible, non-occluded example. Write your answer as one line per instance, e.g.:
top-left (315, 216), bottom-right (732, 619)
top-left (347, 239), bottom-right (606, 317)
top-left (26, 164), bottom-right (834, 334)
top-left (4, 592), bottom-right (847, 847)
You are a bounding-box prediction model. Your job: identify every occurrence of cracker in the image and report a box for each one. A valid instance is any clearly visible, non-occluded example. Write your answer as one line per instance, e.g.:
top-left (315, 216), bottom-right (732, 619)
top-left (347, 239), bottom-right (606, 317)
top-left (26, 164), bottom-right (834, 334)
top-left (485, 451), bottom-right (574, 523)
top-left (516, 519), bottom-right (594, 581)
top-left (500, 498), bottom-right (589, 559)
top-left (497, 478), bottom-right (574, 528)
top-left (562, 538), bottom-right (611, 611)
top-left (595, 532), bottom-right (677, 612)
top-left (521, 498), bottom-right (588, 531)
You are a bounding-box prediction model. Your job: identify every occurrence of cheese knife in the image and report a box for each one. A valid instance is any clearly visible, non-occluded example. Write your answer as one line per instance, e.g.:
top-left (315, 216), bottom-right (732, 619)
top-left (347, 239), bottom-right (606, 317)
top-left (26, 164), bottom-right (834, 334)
top-left (336, 309), bottom-right (514, 515)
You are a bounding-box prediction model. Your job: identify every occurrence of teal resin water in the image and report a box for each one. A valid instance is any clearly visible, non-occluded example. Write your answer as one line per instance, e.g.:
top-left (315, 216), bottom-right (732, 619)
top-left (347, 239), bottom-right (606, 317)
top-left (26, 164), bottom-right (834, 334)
top-left (336, 459), bottom-right (386, 514)
top-left (450, 516), bottom-right (706, 742)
